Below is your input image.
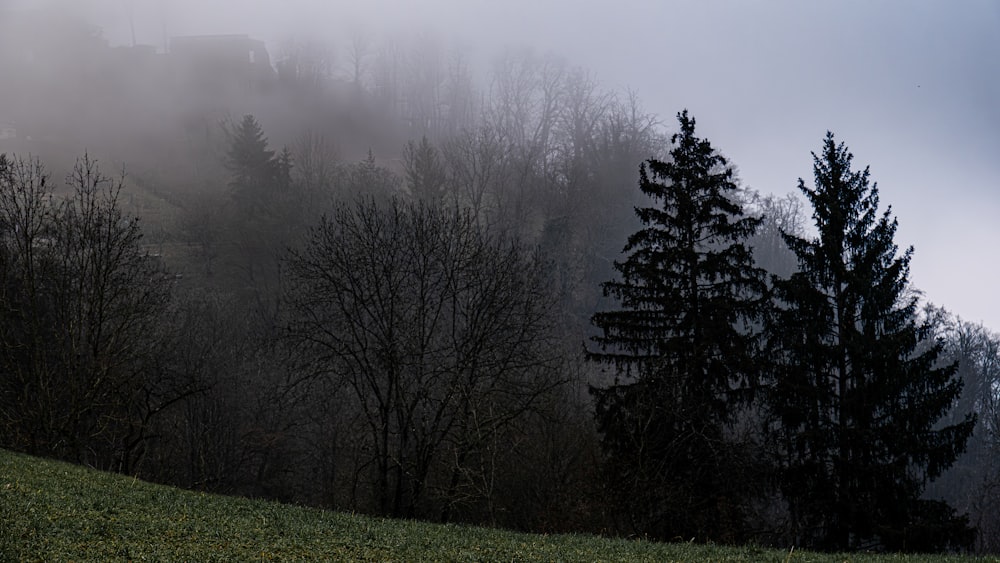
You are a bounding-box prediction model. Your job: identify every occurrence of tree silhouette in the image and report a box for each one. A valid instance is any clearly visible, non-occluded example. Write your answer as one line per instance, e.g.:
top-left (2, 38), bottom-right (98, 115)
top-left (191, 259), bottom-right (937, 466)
top-left (0, 154), bottom-right (173, 471)
top-left (225, 114), bottom-right (278, 215)
top-left (284, 198), bottom-right (563, 519)
top-left (588, 111), bottom-right (767, 541)
top-left (767, 133), bottom-right (975, 551)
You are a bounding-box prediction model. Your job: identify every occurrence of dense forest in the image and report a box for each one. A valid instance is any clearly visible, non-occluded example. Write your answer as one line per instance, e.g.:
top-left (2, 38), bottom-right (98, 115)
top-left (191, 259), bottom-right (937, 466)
top-left (1, 7), bottom-right (999, 554)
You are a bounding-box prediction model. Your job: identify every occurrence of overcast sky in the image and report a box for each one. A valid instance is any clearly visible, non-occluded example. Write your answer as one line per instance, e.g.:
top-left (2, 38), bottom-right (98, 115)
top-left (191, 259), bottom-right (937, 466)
top-left (27, 0), bottom-right (1000, 330)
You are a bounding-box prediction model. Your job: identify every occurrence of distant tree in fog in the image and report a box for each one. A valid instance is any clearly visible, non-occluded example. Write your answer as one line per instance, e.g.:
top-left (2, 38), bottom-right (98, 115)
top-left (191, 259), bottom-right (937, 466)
top-left (346, 28), bottom-right (374, 89)
top-left (747, 191), bottom-right (805, 279)
top-left (924, 307), bottom-right (1000, 554)
top-left (341, 149), bottom-right (400, 201)
top-left (276, 38), bottom-right (335, 92)
top-left (225, 114), bottom-right (279, 211)
top-left (403, 136), bottom-right (447, 203)
top-left (222, 114), bottom-right (298, 285)
top-left (292, 131), bottom-right (339, 198)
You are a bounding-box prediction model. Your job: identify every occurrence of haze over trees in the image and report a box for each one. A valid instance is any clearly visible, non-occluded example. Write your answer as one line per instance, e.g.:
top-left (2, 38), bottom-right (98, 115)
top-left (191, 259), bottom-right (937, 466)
top-left (1, 4), bottom-right (997, 555)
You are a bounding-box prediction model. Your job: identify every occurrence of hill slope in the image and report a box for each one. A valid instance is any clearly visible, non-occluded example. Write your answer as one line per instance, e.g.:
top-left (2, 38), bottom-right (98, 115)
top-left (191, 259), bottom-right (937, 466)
top-left (0, 449), bottom-right (981, 561)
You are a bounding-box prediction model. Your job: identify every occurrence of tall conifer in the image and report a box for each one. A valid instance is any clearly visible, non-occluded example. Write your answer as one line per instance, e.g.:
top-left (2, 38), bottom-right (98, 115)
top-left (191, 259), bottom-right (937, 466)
top-left (768, 133), bottom-right (975, 551)
top-left (588, 111), bottom-right (766, 541)
top-left (226, 114), bottom-right (278, 214)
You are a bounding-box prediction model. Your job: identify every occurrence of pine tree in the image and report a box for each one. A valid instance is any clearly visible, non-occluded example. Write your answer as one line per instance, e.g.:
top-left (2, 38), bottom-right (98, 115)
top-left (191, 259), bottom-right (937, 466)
top-left (768, 133), bottom-right (976, 551)
top-left (226, 114), bottom-right (278, 214)
top-left (403, 136), bottom-right (448, 203)
top-left (588, 110), bottom-right (767, 541)
top-left (222, 114), bottom-right (298, 284)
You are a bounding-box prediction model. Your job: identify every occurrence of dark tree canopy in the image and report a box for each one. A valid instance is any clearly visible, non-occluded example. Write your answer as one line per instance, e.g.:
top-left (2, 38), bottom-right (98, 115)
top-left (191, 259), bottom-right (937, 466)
top-left (5, 10), bottom-right (999, 553)
top-left (403, 135), bottom-right (448, 203)
top-left (226, 114), bottom-right (277, 193)
top-left (767, 133), bottom-right (976, 552)
top-left (222, 115), bottom-right (299, 285)
top-left (224, 114), bottom-right (294, 224)
top-left (588, 111), bottom-right (767, 542)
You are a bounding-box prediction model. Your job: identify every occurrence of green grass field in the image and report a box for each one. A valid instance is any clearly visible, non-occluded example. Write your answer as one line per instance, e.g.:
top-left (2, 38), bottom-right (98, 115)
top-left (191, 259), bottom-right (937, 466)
top-left (0, 449), bottom-right (990, 562)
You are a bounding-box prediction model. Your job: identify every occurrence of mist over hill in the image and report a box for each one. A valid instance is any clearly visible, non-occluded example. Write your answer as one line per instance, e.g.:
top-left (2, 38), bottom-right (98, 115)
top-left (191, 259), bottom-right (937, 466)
top-left (2, 0), bottom-right (999, 554)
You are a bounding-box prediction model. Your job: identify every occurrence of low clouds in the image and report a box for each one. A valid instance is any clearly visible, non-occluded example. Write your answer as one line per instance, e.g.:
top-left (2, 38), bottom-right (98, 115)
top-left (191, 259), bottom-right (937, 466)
top-left (16, 0), bottom-right (1000, 327)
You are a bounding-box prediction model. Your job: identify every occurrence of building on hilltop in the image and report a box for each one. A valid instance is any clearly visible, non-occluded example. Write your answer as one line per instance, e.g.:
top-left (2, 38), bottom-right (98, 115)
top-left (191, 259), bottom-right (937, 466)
top-left (169, 35), bottom-right (275, 96)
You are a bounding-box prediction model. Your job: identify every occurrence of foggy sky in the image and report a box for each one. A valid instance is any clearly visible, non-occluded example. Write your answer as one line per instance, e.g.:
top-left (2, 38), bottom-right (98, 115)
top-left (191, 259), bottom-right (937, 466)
top-left (16, 0), bottom-right (1000, 330)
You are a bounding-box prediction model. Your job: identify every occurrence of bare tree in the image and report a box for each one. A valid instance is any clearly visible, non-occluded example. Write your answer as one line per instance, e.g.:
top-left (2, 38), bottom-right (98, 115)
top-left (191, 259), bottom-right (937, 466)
top-left (346, 27), bottom-right (374, 89)
top-left (441, 46), bottom-right (477, 137)
top-left (402, 33), bottom-right (447, 137)
top-left (481, 50), bottom-right (568, 234)
top-left (283, 198), bottom-right (564, 519)
top-left (551, 68), bottom-right (611, 194)
top-left (293, 130), bottom-right (340, 209)
top-left (440, 125), bottom-right (512, 227)
top-left (372, 39), bottom-right (403, 115)
top-left (925, 309), bottom-right (1000, 554)
top-left (486, 49), bottom-right (566, 151)
top-left (0, 154), bottom-right (173, 471)
top-left (746, 190), bottom-right (806, 279)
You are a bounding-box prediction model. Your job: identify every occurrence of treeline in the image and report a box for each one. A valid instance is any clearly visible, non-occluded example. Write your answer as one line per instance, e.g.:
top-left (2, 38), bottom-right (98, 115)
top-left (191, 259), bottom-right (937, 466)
top-left (588, 115), bottom-right (977, 552)
top-left (1, 20), bottom-right (999, 555)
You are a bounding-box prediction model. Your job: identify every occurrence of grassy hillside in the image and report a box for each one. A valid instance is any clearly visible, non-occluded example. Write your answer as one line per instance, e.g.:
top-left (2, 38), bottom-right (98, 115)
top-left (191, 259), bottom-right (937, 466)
top-left (0, 449), bottom-right (987, 562)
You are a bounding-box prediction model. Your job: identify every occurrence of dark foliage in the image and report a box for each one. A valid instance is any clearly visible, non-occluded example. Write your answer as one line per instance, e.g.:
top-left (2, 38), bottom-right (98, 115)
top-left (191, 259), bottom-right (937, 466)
top-left (766, 133), bottom-right (976, 552)
top-left (587, 111), bottom-right (767, 542)
top-left (2, 15), bottom-right (995, 551)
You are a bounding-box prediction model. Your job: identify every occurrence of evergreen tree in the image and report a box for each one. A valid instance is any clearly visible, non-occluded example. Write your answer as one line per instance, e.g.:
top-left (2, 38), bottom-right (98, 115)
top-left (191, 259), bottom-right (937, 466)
top-left (403, 136), bottom-right (448, 203)
top-left (588, 111), bottom-right (767, 541)
top-left (225, 114), bottom-right (278, 215)
top-left (222, 114), bottom-right (298, 285)
top-left (344, 148), bottom-right (400, 201)
top-left (768, 133), bottom-right (976, 551)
